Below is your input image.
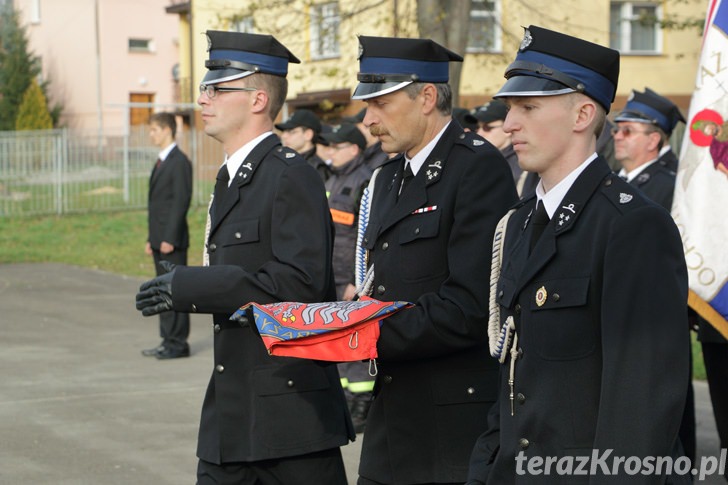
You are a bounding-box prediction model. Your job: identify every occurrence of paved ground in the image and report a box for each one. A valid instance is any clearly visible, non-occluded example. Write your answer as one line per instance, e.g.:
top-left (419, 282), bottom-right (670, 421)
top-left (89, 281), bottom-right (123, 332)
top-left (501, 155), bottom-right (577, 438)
top-left (0, 263), bottom-right (724, 484)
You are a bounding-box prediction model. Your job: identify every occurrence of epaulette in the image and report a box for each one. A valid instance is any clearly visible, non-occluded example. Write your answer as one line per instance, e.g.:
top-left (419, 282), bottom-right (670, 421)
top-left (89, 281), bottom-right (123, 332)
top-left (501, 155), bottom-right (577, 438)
top-left (511, 192), bottom-right (534, 211)
top-left (455, 131), bottom-right (490, 152)
top-left (272, 146), bottom-right (303, 165)
top-left (600, 172), bottom-right (648, 213)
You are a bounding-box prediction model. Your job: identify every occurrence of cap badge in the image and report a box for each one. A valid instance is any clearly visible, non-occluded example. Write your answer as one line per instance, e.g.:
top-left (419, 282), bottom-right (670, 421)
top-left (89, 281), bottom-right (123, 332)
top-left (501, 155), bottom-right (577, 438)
top-left (358, 42), bottom-right (364, 60)
top-left (619, 193), bottom-right (633, 204)
top-left (519, 29), bottom-right (533, 52)
top-left (206, 33), bottom-right (212, 52)
top-left (535, 286), bottom-right (547, 307)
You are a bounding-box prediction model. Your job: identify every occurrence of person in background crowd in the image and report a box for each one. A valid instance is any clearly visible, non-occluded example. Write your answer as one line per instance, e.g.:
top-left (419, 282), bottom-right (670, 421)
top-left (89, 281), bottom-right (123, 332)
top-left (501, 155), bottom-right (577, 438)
top-left (453, 107), bottom-right (479, 132)
top-left (277, 108), bottom-right (332, 182)
top-left (473, 99), bottom-right (521, 185)
top-left (614, 88), bottom-right (684, 210)
top-left (142, 112), bottom-right (193, 360)
top-left (343, 107), bottom-right (390, 169)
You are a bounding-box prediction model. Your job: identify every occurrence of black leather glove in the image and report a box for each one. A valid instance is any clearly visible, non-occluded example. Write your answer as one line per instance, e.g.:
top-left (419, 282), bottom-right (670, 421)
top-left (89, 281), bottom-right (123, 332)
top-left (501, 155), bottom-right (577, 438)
top-left (135, 261), bottom-right (177, 316)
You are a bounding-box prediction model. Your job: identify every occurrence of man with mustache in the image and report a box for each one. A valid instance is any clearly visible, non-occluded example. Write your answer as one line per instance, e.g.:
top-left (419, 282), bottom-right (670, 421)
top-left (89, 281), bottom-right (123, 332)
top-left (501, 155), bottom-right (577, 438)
top-left (351, 35), bottom-right (518, 484)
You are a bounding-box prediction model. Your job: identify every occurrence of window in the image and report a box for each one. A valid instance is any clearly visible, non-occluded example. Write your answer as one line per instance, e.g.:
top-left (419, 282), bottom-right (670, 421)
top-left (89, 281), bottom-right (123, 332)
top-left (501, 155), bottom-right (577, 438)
top-left (129, 38), bottom-right (154, 53)
top-left (610, 1), bottom-right (662, 54)
top-left (234, 16), bottom-right (254, 34)
top-left (467, 0), bottom-right (501, 53)
top-left (310, 2), bottom-right (340, 60)
top-left (30, 0), bottom-right (40, 23)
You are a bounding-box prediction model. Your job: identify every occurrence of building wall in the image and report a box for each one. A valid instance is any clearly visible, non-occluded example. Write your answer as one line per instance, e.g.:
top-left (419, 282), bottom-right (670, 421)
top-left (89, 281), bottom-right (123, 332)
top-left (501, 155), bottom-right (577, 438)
top-left (186, 0), bottom-right (702, 118)
top-left (15, 0), bottom-right (180, 133)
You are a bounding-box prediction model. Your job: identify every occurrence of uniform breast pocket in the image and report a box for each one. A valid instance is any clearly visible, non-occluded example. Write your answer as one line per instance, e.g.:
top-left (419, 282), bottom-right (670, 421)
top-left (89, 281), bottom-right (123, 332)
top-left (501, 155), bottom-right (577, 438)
top-left (397, 212), bottom-right (446, 282)
top-left (220, 219), bottom-right (259, 247)
top-left (528, 276), bottom-right (596, 360)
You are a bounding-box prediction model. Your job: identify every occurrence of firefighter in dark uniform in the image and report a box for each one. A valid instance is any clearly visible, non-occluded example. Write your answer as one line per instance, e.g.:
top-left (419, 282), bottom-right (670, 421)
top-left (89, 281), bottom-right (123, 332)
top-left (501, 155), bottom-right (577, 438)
top-left (135, 30), bottom-right (353, 485)
top-left (352, 35), bottom-right (518, 485)
top-left (321, 122), bottom-right (376, 433)
top-left (614, 88), bottom-right (685, 210)
top-left (467, 26), bottom-right (690, 484)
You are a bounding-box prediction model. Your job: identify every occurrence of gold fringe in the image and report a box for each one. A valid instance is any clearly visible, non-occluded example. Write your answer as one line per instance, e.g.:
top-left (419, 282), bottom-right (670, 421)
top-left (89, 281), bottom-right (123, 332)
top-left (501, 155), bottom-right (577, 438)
top-left (689, 289), bottom-right (728, 340)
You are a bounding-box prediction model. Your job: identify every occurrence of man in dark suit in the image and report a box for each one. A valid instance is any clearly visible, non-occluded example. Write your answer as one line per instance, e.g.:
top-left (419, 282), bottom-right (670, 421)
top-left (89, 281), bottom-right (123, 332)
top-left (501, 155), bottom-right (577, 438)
top-left (135, 30), bottom-right (353, 484)
top-left (467, 26), bottom-right (690, 484)
top-left (143, 112), bottom-right (192, 360)
top-left (351, 35), bottom-right (518, 485)
top-left (614, 88), bottom-right (685, 210)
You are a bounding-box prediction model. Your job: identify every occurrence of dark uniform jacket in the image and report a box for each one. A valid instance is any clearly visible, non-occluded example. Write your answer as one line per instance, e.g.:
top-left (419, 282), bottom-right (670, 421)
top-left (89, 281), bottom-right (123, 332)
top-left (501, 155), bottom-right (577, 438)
top-left (303, 146), bottom-right (332, 182)
top-left (468, 157), bottom-right (690, 484)
top-left (629, 160), bottom-right (677, 211)
top-left (147, 145), bottom-right (192, 250)
top-left (658, 147), bottom-right (679, 173)
top-left (325, 154), bottom-right (373, 299)
top-left (171, 134), bottom-right (354, 464)
top-left (358, 123), bottom-right (518, 484)
top-left (362, 140), bottom-right (389, 170)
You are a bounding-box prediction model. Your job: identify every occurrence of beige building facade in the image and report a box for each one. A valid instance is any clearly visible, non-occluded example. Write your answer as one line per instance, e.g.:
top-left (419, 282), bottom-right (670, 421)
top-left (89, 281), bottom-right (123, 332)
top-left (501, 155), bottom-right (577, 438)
top-left (169, 0), bottom-right (704, 123)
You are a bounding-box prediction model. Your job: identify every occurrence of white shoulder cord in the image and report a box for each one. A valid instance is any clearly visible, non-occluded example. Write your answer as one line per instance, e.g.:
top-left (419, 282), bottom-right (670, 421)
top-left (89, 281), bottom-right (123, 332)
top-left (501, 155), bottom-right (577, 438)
top-left (354, 167), bottom-right (381, 297)
top-left (202, 192), bottom-right (213, 267)
top-left (487, 208), bottom-right (520, 416)
top-left (354, 167), bottom-right (382, 377)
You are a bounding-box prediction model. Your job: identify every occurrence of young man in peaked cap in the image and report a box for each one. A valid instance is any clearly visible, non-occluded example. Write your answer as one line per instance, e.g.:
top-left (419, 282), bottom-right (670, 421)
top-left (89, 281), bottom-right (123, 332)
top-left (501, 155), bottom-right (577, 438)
top-left (352, 34), bottom-right (518, 484)
top-left (135, 30), bottom-right (353, 484)
top-left (466, 26), bottom-right (690, 484)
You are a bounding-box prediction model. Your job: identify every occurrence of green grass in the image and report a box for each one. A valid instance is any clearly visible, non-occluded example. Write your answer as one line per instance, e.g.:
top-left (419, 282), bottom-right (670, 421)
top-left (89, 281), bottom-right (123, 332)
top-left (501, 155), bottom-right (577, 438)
top-left (0, 206), bottom-right (208, 278)
top-left (0, 208), bottom-right (709, 380)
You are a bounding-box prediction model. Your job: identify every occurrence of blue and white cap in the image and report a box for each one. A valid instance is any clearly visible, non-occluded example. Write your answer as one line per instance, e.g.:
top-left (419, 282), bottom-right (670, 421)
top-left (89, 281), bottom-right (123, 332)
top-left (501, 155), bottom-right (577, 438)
top-left (352, 35), bottom-right (463, 100)
top-left (614, 88), bottom-right (686, 136)
top-left (494, 26), bottom-right (620, 112)
top-left (202, 30), bottom-right (300, 85)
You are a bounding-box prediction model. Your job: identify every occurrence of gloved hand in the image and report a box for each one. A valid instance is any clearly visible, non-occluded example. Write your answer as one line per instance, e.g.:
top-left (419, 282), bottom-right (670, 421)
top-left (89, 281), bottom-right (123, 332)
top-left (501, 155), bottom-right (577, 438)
top-left (136, 261), bottom-right (177, 316)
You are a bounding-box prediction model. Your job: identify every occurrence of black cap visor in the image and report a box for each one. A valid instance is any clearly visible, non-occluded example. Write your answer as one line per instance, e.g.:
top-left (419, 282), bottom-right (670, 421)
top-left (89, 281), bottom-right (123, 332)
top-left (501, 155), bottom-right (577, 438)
top-left (495, 76), bottom-right (576, 99)
top-left (352, 81), bottom-right (413, 100)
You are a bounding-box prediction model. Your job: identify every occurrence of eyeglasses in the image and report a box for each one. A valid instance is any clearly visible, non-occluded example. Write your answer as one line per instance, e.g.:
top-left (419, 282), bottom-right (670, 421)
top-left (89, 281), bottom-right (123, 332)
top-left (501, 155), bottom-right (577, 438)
top-left (199, 84), bottom-right (257, 99)
top-left (610, 126), bottom-right (652, 137)
top-left (480, 123), bottom-right (504, 133)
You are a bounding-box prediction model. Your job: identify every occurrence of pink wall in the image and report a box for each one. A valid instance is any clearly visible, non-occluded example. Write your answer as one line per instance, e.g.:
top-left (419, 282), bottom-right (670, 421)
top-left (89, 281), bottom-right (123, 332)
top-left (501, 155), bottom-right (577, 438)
top-left (16, 0), bottom-right (180, 133)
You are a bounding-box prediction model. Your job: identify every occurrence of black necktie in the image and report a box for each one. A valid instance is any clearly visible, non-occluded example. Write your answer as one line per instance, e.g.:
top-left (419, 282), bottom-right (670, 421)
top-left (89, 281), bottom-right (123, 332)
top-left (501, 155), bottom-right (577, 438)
top-left (529, 200), bottom-right (549, 253)
top-left (213, 164), bottom-right (229, 218)
top-left (399, 162), bottom-right (414, 198)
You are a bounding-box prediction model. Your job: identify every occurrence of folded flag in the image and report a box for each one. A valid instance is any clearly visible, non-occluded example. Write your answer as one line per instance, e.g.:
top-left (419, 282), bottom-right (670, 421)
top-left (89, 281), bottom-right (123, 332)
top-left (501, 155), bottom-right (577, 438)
top-left (232, 297), bottom-right (412, 362)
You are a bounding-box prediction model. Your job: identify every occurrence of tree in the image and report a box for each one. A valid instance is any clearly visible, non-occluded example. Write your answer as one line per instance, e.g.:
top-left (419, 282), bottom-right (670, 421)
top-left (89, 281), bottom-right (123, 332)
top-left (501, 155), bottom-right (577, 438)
top-left (0, 3), bottom-right (61, 130)
top-left (416, 0), bottom-right (472, 107)
top-left (15, 79), bottom-right (53, 130)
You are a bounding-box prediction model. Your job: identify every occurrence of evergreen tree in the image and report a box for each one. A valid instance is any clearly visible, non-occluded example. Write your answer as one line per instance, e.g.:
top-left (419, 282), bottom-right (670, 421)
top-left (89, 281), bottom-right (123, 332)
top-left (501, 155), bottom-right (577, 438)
top-left (15, 79), bottom-right (53, 130)
top-left (0, 4), bottom-right (54, 131)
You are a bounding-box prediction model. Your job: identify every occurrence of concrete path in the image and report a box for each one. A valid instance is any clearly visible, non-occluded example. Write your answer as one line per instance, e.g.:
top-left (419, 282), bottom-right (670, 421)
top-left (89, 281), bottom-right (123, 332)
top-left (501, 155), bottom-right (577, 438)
top-left (0, 263), bottom-right (723, 484)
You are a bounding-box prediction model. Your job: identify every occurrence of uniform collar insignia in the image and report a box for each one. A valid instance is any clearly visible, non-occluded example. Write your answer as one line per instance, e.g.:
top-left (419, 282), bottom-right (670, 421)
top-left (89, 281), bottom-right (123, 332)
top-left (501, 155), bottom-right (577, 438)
top-left (619, 193), bottom-right (633, 204)
top-left (554, 200), bottom-right (579, 232)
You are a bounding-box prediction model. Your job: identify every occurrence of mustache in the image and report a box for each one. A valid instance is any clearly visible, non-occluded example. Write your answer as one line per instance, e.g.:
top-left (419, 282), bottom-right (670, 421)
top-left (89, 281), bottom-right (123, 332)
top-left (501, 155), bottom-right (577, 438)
top-left (369, 126), bottom-right (388, 137)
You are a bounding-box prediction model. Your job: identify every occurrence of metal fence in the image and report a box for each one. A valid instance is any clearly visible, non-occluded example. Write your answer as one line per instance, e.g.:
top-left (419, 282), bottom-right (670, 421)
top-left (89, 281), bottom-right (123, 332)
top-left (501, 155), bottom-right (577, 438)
top-left (0, 126), bottom-right (224, 217)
